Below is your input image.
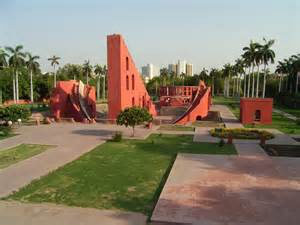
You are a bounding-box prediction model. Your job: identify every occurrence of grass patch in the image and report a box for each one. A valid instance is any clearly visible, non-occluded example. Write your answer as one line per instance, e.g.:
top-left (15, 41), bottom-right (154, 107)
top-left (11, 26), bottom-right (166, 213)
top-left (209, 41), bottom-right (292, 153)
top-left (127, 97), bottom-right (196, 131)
top-left (214, 96), bottom-right (300, 134)
top-left (5, 134), bottom-right (236, 215)
top-left (192, 121), bottom-right (225, 128)
top-left (158, 125), bottom-right (195, 132)
top-left (245, 112), bottom-right (300, 134)
top-left (0, 144), bottom-right (54, 169)
top-left (210, 128), bottom-right (274, 140)
top-left (275, 105), bottom-right (300, 118)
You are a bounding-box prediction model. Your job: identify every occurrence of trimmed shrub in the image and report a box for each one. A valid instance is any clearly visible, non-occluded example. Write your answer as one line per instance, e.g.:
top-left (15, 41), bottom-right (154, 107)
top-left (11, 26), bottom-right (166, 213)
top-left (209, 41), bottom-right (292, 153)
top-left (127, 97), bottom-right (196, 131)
top-left (0, 126), bottom-right (12, 137)
top-left (210, 128), bottom-right (274, 140)
top-left (0, 105), bottom-right (31, 122)
top-left (111, 131), bottom-right (123, 142)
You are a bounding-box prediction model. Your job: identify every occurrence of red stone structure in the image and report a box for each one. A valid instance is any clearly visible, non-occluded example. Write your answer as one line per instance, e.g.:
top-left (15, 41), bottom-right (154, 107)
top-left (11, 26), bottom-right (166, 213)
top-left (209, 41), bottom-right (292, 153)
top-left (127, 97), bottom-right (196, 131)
top-left (240, 98), bottom-right (273, 124)
top-left (159, 86), bottom-right (199, 107)
top-left (50, 80), bottom-right (96, 122)
top-left (172, 81), bottom-right (211, 124)
top-left (107, 34), bottom-right (157, 121)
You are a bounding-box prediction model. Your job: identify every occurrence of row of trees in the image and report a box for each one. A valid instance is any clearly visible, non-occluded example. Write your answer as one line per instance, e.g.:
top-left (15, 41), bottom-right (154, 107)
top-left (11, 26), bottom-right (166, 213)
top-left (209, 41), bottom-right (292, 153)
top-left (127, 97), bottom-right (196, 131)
top-left (0, 45), bottom-right (107, 103)
top-left (146, 38), bottom-right (286, 100)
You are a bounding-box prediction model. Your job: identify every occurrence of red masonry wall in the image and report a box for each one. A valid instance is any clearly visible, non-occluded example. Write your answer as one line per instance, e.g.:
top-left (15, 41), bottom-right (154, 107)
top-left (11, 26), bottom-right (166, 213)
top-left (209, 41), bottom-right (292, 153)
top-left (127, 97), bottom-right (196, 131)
top-left (240, 98), bottom-right (273, 124)
top-left (173, 81), bottom-right (211, 124)
top-left (107, 34), bottom-right (157, 121)
top-left (50, 80), bottom-right (96, 122)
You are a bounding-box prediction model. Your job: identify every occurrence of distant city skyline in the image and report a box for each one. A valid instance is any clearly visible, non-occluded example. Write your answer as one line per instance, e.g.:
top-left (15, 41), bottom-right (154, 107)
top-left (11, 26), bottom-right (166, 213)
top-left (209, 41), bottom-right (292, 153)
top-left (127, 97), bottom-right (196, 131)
top-left (1, 0), bottom-right (299, 73)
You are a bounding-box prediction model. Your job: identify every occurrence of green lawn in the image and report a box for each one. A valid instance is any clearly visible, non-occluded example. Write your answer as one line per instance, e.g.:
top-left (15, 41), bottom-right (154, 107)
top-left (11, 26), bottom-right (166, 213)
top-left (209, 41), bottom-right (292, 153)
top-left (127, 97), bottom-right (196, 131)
top-left (213, 96), bottom-right (300, 134)
top-left (5, 134), bottom-right (236, 215)
top-left (192, 121), bottom-right (225, 128)
top-left (213, 96), bottom-right (240, 118)
top-left (245, 112), bottom-right (300, 134)
top-left (0, 144), bottom-right (54, 169)
top-left (158, 125), bottom-right (195, 132)
top-left (275, 105), bottom-right (300, 119)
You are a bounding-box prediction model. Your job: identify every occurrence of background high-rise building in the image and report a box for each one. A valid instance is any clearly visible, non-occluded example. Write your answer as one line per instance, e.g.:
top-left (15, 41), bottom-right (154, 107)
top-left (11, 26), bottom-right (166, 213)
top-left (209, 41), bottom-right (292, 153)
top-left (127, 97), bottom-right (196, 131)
top-left (168, 64), bottom-right (177, 74)
top-left (186, 63), bottom-right (193, 76)
top-left (177, 60), bottom-right (186, 76)
top-left (141, 63), bottom-right (159, 82)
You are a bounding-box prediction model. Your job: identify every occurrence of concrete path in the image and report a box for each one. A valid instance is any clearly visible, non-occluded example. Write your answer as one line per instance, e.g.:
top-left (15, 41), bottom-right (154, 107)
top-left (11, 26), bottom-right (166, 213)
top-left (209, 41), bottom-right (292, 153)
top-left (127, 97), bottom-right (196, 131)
top-left (0, 201), bottom-right (147, 225)
top-left (274, 108), bottom-right (298, 121)
top-left (212, 105), bottom-right (244, 128)
top-left (193, 127), bottom-right (219, 143)
top-left (151, 151), bottom-right (300, 225)
top-left (0, 123), bottom-right (152, 197)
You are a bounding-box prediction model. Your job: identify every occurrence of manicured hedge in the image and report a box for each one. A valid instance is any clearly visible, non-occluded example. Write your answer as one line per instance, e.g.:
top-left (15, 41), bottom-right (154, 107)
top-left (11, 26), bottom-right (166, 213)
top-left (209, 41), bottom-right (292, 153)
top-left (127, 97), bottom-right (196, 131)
top-left (0, 105), bottom-right (31, 122)
top-left (210, 128), bottom-right (274, 140)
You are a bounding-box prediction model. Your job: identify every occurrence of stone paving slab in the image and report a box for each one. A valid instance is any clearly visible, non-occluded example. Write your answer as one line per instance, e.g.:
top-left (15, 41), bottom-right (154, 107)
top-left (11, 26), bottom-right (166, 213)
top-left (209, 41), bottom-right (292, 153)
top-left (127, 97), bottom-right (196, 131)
top-left (0, 201), bottom-right (147, 225)
top-left (212, 105), bottom-right (243, 128)
top-left (151, 153), bottom-right (300, 225)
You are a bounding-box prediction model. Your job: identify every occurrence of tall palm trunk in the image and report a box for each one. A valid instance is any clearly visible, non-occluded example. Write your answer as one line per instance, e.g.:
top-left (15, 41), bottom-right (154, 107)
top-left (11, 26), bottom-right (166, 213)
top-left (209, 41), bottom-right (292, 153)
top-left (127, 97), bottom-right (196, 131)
top-left (13, 73), bottom-right (16, 103)
top-left (278, 74), bottom-right (282, 92)
top-left (97, 76), bottom-right (100, 101)
top-left (212, 76), bottom-right (214, 97)
top-left (86, 72), bottom-right (89, 85)
top-left (243, 73), bottom-right (246, 97)
top-left (262, 64), bottom-right (267, 98)
top-left (227, 75), bottom-right (231, 97)
top-left (102, 75), bottom-right (106, 99)
top-left (251, 64), bottom-right (255, 97)
top-left (54, 65), bottom-right (56, 88)
top-left (256, 65), bottom-right (260, 98)
top-left (247, 67), bottom-right (251, 97)
top-left (30, 70), bottom-right (34, 102)
top-left (16, 70), bottom-right (19, 102)
top-left (233, 77), bottom-right (236, 96)
top-left (296, 72), bottom-right (299, 94)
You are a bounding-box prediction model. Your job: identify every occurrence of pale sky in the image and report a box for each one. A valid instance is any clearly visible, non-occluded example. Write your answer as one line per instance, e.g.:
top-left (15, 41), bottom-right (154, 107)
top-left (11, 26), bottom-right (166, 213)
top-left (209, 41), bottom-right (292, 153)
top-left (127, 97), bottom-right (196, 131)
top-left (1, 0), bottom-right (299, 73)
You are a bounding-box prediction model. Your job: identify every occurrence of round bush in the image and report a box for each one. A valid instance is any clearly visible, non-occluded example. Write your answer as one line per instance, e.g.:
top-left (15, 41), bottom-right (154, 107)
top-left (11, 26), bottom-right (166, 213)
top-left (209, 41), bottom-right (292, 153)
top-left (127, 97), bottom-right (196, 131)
top-left (0, 105), bottom-right (31, 122)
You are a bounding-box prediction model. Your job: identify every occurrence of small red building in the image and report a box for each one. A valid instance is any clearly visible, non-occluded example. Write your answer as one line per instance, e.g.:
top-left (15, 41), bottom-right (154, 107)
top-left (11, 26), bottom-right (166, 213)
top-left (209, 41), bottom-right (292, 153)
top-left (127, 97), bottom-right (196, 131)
top-left (240, 98), bottom-right (273, 125)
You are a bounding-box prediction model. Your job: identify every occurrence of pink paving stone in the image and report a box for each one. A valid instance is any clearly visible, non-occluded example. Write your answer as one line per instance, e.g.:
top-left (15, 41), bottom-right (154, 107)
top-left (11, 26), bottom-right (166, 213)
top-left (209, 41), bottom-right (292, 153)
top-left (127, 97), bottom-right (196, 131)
top-left (151, 153), bottom-right (300, 225)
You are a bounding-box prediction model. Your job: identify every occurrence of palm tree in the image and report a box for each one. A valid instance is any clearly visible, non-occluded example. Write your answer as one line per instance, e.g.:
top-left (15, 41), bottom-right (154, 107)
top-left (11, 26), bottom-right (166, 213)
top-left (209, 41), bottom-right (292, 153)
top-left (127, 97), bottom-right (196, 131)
top-left (5, 45), bottom-right (26, 103)
top-left (209, 68), bottom-right (219, 96)
top-left (275, 61), bottom-right (286, 93)
top-left (26, 53), bottom-right (40, 102)
top-left (261, 38), bottom-right (275, 98)
top-left (222, 64), bottom-right (232, 97)
top-left (102, 65), bottom-right (107, 99)
top-left (0, 48), bottom-right (8, 69)
top-left (243, 41), bottom-right (260, 97)
top-left (254, 44), bottom-right (262, 97)
top-left (82, 60), bottom-right (92, 85)
top-left (94, 64), bottom-right (102, 100)
top-left (48, 55), bottom-right (60, 87)
top-left (234, 58), bottom-right (245, 97)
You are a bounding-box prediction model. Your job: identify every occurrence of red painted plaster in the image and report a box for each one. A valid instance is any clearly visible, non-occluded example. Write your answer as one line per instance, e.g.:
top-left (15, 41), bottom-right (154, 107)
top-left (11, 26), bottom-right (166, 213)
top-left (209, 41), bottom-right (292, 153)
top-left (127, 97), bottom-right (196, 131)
top-left (107, 34), bottom-right (157, 121)
top-left (50, 80), bottom-right (96, 122)
top-left (240, 98), bottom-right (273, 124)
top-left (173, 81), bottom-right (211, 124)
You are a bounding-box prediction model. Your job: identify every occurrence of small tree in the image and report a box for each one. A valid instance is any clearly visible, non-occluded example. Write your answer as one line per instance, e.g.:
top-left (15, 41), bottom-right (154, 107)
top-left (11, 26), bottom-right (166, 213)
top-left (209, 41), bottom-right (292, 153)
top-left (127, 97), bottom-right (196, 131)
top-left (116, 106), bottom-right (153, 136)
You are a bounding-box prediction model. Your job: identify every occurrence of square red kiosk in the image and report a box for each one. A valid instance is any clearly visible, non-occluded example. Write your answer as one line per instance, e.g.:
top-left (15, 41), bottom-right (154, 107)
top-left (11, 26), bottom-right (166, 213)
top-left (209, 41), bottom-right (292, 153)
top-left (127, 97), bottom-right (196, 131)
top-left (240, 98), bottom-right (273, 125)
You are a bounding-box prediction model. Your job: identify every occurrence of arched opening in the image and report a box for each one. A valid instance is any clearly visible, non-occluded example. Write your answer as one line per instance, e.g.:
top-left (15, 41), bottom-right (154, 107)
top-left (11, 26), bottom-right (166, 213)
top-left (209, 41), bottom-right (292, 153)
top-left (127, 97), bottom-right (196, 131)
top-left (132, 74), bottom-right (135, 90)
top-left (132, 97), bottom-right (135, 106)
top-left (196, 115), bottom-right (202, 121)
top-left (126, 75), bottom-right (129, 90)
top-left (254, 110), bottom-right (261, 121)
top-left (142, 95), bottom-right (145, 107)
top-left (126, 57), bottom-right (129, 70)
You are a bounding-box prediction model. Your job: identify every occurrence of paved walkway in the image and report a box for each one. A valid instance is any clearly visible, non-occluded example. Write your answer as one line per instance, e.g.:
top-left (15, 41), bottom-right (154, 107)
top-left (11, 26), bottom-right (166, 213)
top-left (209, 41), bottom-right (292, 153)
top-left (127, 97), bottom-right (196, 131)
top-left (0, 123), bottom-right (152, 197)
top-left (212, 105), bottom-right (243, 128)
top-left (151, 146), bottom-right (300, 225)
top-left (274, 108), bottom-right (298, 121)
top-left (0, 201), bottom-right (147, 225)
